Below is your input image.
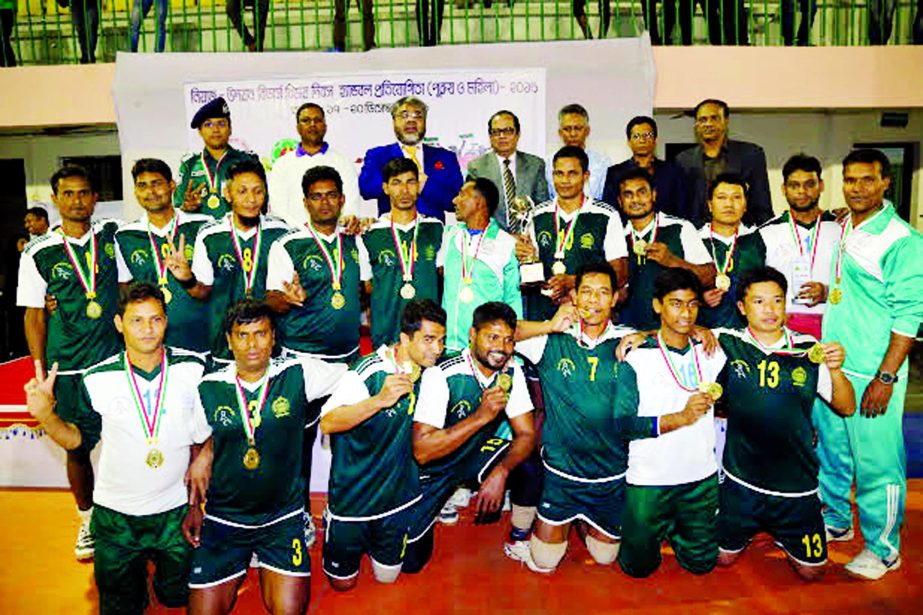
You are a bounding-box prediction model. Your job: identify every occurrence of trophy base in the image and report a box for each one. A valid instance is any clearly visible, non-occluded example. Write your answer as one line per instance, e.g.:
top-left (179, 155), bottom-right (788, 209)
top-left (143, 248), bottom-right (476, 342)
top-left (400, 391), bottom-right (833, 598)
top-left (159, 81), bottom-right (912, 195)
top-left (520, 262), bottom-right (546, 286)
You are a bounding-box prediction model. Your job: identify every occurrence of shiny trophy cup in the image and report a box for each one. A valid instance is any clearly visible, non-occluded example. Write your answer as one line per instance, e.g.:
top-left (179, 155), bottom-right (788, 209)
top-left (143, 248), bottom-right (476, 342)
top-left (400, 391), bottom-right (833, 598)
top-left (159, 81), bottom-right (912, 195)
top-left (509, 196), bottom-right (545, 287)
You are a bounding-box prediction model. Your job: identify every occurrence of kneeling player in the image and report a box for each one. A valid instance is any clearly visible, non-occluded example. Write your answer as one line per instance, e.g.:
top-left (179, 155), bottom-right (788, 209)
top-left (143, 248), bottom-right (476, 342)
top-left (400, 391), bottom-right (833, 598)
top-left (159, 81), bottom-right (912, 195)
top-left (403, 302), bottom-right (537, 573)
top-left (320, 300), bottom-right (447, 590)
top-left (183, 301), bottom-right (346, 615)
top-left (714, 267), bottom-right (855, 580)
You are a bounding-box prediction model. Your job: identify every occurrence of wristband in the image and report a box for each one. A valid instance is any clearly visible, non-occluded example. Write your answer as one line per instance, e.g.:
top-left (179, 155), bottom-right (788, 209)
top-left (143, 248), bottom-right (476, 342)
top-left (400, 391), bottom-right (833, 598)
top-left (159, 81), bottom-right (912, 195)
top-left (178, 274), bottom-right (198, 289)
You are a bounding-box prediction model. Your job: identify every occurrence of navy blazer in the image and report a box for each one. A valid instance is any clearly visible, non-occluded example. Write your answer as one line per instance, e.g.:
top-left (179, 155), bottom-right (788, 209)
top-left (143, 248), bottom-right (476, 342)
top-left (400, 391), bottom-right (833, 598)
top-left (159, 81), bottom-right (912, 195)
top-left (601, 157), bottom-right (687, 220)
top-left (359, 142), bottom-right (464, 221)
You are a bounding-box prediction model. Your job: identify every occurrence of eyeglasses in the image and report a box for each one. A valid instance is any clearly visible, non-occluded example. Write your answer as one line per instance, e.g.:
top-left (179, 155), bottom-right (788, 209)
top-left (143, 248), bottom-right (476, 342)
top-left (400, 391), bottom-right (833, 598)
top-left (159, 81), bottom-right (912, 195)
top-left (307, 191), bottom-right (342, 203)
top-left (630, 132), bottom-right (655, 141)
top-left (489, 127), bottom-right (517, 137)
top-left (398, 110), bottom-right (425, 121)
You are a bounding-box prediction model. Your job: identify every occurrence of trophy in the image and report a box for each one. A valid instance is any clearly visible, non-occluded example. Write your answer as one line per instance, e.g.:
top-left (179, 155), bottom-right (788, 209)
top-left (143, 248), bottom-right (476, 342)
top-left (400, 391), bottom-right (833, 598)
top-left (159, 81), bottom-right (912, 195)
top-left (508, 196), bottom-right (545, 286)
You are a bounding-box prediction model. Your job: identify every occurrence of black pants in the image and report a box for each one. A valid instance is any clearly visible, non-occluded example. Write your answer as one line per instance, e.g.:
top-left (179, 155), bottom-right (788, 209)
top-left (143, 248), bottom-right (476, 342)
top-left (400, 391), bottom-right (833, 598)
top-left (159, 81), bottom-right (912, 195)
top-left (334, 0), bottom-right (375, 50)
top-left (71, 0), bottom-right (100, 63)
top-left (416, 0), bottom-right (446, 46)
top-left (0, 9), bottom-right (14, 67)
top-left (643, 0), bottom-right (746, 45)
top-left (227, 0), bottom-right (270, 50)
top-left (573, 0), bottom-right (613, 37)
top-left (780, 0), bottom-right (817, 46)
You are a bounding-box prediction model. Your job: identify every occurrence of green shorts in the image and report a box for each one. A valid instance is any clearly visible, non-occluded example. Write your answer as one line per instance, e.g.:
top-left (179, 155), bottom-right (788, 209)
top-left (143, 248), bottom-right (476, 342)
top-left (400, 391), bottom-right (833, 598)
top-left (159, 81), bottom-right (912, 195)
top-left (719, 477), bottom-right (827, 566)
top-left (537, 469), bottom-right (625, 539)
top-left (321, 503), bottom-right (415, 580)
top-left (189, 510), bottom-right (310, 588)
top-left (408, 436), bottom-right (511, 541)
top-left (618, 474), bottom-right (719, 578)
top-left (92, 504), bottom-right (192, 615)
top-left (55, 372), bottom-right (97, 453)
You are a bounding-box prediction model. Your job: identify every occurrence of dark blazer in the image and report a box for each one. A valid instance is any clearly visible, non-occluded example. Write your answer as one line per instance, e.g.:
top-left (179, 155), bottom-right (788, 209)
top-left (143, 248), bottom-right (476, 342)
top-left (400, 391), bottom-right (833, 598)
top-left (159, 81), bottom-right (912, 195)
top-left (359, 142), bottom-right (463, 221)
top-left (601, 157), bottom-right (687, 220)
top-left (465, 150), bottom-right (549, 231)
top-left (675, 139), bottom-right (773, 227)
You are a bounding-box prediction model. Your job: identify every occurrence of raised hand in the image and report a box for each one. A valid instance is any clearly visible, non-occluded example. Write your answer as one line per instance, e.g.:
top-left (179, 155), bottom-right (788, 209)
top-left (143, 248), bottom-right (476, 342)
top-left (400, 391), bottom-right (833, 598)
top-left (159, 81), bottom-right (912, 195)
top-left (703, 288), bottom-right (725, 308)
top-left (376, 374), bottom-right (414, 408)
top-left (476, 386), bottom-right (508, 421)
top-left (549, 302), bottom-right (578, 333)
top-left (164, 233), bottom-right (193, 281)
top-left (281, 272), bottom-right (308, 307)
top-left (682, 392), bottom-right (714, 423)
top-left (182, 182), bottom-right (205, 213)
top-left (24, 359), bottom-right (58, 423)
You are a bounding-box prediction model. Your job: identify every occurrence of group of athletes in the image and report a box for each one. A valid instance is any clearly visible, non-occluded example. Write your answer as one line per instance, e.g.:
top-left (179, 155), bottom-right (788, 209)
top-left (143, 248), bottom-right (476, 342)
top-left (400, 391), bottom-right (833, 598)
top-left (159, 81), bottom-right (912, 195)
top-left (17, 94), bottom-right (923, 615)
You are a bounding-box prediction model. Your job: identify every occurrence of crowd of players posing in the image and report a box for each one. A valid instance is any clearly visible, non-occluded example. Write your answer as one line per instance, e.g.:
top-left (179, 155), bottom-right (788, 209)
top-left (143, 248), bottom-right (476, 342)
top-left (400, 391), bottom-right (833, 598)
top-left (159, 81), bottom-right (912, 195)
top-left (19, 94), bottom-right (923, 615)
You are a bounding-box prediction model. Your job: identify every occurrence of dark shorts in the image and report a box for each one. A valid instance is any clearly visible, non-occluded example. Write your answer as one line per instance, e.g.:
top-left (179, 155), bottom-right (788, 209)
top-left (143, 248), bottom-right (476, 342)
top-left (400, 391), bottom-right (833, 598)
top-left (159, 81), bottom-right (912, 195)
top-left (189, 510), bottom-right (310, 588)
top-left (321, 503), bottom-right (415, 580)
top-left (718, 476), bottom-right (827, 566)
top-left (55, 372), bottom-right (96, 454)
top-left (537, 469), bottom-right (625, 539)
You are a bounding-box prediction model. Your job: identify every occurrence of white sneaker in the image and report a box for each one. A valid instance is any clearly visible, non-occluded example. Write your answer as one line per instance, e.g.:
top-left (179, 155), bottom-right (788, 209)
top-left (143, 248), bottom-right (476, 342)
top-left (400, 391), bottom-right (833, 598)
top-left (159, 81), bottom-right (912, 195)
top-left (250, 552), bottom-right (260, 568)
top-left (75, 522), bottom-right (94, 561)
top-left (303, 512), bottom-right (317, 549)
top-left (448, 487), bottom-right (473, 508)
top-left (825, 525), bottom-right (854, 542)
top-left (437, 502), bottom-right (459, 525)
top-left (503, 540), bottom-right (554, 574)
top-left (844, 548), bottom-right (901, 580)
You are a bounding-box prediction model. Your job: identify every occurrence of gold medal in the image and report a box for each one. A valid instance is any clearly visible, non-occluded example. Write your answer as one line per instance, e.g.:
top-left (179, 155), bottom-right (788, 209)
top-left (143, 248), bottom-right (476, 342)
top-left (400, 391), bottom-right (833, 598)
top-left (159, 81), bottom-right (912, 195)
top-left (633, 240), bottom-right (648, 256)
top-left (808, 343), bottom-right (825, 364)
top-left (86, 300), bottom-right (103, 319)
top-left (829, 287), bottom-right (842, 304)
top-left (400, 283), bottom-right (416, 300)
top-left (146, 448), bottom-right (164, 469)
top-left (243, 447), bottom-right (261, 470)
top-left (698, 381), bottom-right (723, 401)
top-left (459, 285), bottom-right (475, 304)
top-left (551, 260), bottom-right (567, 276)
top-left (207, 193), bottom-right (221, 209)
top-left (496, 373), bottom-right (513, 393)
top-left (161, 287), bottom-right (173, 304)
top-left (331, 291), bottom-right (346, 310)
top-left (409, 363), bottom-right (421, 383)
top-left (715, 273), bottom-right (731, 291)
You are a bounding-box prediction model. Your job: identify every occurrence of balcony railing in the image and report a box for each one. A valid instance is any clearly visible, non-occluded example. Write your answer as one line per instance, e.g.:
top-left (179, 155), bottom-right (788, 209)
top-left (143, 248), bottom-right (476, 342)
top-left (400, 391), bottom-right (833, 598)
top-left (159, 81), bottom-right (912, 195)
top-left (1, 0), bottom-right (921, 66)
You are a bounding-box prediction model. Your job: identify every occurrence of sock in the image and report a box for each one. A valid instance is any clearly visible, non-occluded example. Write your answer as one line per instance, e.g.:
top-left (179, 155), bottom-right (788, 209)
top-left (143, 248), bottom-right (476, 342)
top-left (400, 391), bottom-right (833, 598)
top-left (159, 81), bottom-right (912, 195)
top-left (509, 526), bottom-right (530, 542)
top-left (77, 506), bottom-right (93, 525)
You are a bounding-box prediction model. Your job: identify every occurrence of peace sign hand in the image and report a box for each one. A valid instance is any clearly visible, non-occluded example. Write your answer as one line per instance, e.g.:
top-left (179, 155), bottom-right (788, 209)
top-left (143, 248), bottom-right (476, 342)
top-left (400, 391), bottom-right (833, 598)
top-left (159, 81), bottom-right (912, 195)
top-left (164, 233), bottom-right (194, 282)
top-left (281, 272), bottom-right (308, 307)
top-left (24, 360), bottom-right (58, 423)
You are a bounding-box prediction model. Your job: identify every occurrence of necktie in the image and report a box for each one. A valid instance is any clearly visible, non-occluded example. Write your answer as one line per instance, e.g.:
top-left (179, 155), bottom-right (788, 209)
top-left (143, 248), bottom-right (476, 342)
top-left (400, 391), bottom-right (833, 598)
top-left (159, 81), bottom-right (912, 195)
top-left (503, 158), bottom-right (516, 208)
top-left (404, 146), bottom-right (422, 173)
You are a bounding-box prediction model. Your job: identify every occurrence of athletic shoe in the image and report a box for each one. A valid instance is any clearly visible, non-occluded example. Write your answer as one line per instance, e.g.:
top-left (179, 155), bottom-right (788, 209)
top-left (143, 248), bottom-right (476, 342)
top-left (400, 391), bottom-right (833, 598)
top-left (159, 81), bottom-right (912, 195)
top-left (75, 522), bottom-right (94, 561)
top-left (844, 548), bottom-right (901, 580)
top-left (303, 511), bottom-right (317, 548)
top-left (448, 487), bottom-right (473, 508)
top-left (504, 540), bottom-right (554, 574)
top-left (250, 553), bottom-right (260, 568)
top-left (437, 502), bottom-right (459, 525)
top-left (825, 525), bottom-right (854, 542)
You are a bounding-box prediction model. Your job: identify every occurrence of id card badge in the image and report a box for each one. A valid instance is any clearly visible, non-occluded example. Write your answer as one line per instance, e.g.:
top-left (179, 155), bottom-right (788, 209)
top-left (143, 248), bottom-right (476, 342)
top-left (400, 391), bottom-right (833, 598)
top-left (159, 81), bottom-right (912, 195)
top-left (792, 257), bottom-right (812, 304)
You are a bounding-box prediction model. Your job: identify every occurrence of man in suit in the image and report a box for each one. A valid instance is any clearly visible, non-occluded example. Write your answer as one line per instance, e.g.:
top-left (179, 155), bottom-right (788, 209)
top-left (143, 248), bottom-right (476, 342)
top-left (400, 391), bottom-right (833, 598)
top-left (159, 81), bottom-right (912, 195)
top-left (359, 96), bottom-right (463, 222)
top-left (675, 99), bottom-right (773, 227)
top-left (545, 104), bottom-right (611, 202)
top-left (466, 110), bottom-right (549, 233)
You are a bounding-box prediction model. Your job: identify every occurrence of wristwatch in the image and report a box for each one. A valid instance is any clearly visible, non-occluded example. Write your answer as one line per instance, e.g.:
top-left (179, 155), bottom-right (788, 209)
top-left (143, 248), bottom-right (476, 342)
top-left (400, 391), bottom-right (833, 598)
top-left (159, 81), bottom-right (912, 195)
top-left (876, 370), bottom-right (899, 385)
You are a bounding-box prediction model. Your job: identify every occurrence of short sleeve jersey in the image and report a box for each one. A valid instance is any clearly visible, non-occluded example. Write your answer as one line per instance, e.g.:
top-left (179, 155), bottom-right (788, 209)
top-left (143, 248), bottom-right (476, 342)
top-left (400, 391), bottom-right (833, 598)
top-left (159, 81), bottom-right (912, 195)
top-left (195, 357), bottom-right (347, 526)
top-left (526, 198), bottom-right (627, 320)
top-left (697, 225), bottom-right (766, 328)
top-left (320, 346), bottom-right (423, 520)
top-left (17, 220), bottom-right (122, 370)
top-left (517, 324), bottom-right (644, 481)
top-left (620, 213), bottom-right (712, 330)
top-left (77, 348), bottom-right (209, 516)
top-left (414, 348), bottom-right (532, 477)
top-left (115, 211), bottom-right (213, 353)
top-left (191, 214), bottom-right (290, 359)
top-left (266, 228), bottom-right (361, 359)
top-left (174, 147), bottom-right (260, 219)
top-left (357, 214), bottom-right (444, 348)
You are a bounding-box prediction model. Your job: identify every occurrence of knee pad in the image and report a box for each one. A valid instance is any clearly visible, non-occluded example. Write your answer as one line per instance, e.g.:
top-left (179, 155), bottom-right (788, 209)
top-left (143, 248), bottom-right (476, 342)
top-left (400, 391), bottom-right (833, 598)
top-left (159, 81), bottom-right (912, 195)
top-left (529, 535), bottom-right (567, 571)
top-left (371, 559), bottom-right (401, 584)
top-left (511, 505), bottom-right (536, 531)
top-left (585, 535), bottom-right (619, 565)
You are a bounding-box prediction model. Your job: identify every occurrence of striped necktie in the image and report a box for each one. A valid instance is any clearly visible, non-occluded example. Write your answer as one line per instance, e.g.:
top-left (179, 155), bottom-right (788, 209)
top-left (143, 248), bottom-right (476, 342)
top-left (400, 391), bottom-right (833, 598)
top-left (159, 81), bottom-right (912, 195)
top-left (502, 158), bottom-right (516, 207)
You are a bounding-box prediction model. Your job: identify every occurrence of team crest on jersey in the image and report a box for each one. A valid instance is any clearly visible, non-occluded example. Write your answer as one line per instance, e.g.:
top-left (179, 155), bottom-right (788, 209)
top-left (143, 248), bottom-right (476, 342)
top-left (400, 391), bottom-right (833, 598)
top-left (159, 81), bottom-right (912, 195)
top-left (51, 262), bottom-right (73, 280)
top-left (423, 244), bottom-right (436, 260)
top-left (378, 250), bottom-right (397, 267)
top-left (302, 254), bottom-right (325, 272)
top-left (537, 231), bottom-right (553, 248)
top-left (217, 254), bottom-right (237, 272)
top-left (731, 360), bottom-right (751, 380)
top-left (556, 358), bottom-right (576, 378)
top-left (451, 400), bottom-right (471, 420)
top-left (185, 244), bottom-right (195, 260)
top-left (791, 367), bottom-right (808, 387)
top-left (350, 248), bottom-right (359, 263)
top-left (271, 396), bottom-right (291, 419)
top-left (104, 243), bottom-right (115, 259)
top-left (130, 249), bottom-right (148, 266)
top-left (214, 405), bottom-right (236, 426)
top-left (579, 233), bottom-right (594, 249)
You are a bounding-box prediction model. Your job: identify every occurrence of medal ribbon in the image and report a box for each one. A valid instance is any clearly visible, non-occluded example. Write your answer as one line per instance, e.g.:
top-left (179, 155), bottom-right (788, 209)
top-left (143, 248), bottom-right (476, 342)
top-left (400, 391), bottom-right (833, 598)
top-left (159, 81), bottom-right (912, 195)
top-left (391, 215), bottom-right (419, 282)
top-left (656, 331), bottom-right (702, 393)
top-left (235, 370), bottom-right (271, 444)
top-left (744, 326), bottom-right (806, 356)
top-left (708, 224), bottom-right (738, 275)
top-left (460, 228), bottom-right (486, 283)
top-left (573, 318), bottom-right (613, 350)
top-left (59, 229), bottom-right (98, 298)
top-left (124, 349), bottom-right (169, 445)
top-left (148, 215), bottom-right (179, 286)
top-left (306, 222), bottom-right (344, 290)
top-left (786, 213), bottom-right (821, 275)
top-left (200, 151), bottom-right (225, 194)
top-left (834, 204), bottom-right (888, 285)
top-left (465, 351), bottom-right (500, 391)
top-left (630, 215), bottom-right (659, 253)
top-left (553, 196), bottom-right (583, 258)
top-left (229, 219), bottom-right (263, 294)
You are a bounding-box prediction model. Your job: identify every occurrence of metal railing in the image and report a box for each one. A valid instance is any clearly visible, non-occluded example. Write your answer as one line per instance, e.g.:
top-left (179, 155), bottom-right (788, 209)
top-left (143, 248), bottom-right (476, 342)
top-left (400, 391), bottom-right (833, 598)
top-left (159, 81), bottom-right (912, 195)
top-left (1, 0), bottom-right (921, 66)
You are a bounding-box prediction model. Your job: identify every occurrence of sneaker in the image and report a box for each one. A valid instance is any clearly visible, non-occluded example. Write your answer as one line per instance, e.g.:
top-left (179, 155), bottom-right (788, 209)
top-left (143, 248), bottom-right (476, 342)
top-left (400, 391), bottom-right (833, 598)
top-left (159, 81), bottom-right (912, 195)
top-left (825, 525), bottom-right (855, 542)
top-left (303, 512), bottom-right (317, 549)
top-left (504, 540), bottom-right (554, 574)
top-left (844, 548), bottom-right (901, 580)
top-left (75, 522), bottom-right (94, 561)
top-left (250, 552), bottom-right (260, 568)
top-left (437, 502), bottom-right (459, 525)
top-left (448, 487), bottom-right (473, 509)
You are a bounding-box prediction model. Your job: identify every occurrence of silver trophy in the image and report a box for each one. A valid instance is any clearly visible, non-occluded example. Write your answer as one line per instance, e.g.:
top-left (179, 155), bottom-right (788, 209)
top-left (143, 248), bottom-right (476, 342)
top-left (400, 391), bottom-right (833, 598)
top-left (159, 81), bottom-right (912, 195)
top-left (508, 196), bottom-right (545, 286)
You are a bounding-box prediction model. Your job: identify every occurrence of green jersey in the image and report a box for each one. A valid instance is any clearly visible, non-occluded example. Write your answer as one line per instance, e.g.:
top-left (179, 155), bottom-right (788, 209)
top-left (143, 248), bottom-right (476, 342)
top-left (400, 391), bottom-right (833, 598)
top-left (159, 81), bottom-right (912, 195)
top-left (517, 324), bottom-right (639, 480)
top-left (414, 348), bottom-right (532, 477)
top-left (17, 219), bottom-right (122, 371)
top-left (195, 357), bottom-right (346, 526)
top-left (175, 146), bottom-right (259, 219)
top-left (621, 213), bottom-right (712, 330)
top-left (716, 328), bottom-right (832, 495)
top-left (526, 198), bottom-right (628, 320)
top-left (697, 225), bottom-right (766, 329)
top-left (321, 346), bottom-right (422, 520)
top-left (115, 210), bottom-right (213, 353)
top-left (191, 214), bottom-right (290, 360)
top-left (357, 214), bottom-right (444, 348)
top-left (266, 227), bottom-right (361, 359)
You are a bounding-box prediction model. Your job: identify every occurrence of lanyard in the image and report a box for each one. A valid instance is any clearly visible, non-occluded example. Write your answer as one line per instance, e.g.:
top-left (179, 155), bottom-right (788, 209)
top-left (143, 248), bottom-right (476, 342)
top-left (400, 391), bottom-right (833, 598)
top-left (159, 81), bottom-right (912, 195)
top-left (228, 218), bottom-right (263, 294)
top-left (708, 224), bottom-right (738, 275)
top-left (234, 370), bottom-right (271, 445)
top-left (306, 222), bottom-right (344, 290)
top-left (59, 229), bottom-right (98, 298)
top-left (148, 215), bottom-right (179, 285)
top-left (124, 350), bottom-right (169, 445)
top-left (656, 331), bottom-right (702, 392)
top-left (554, 196), bottom-right (583, 258)
top-left (390, 215), bottom-right (419, 282)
